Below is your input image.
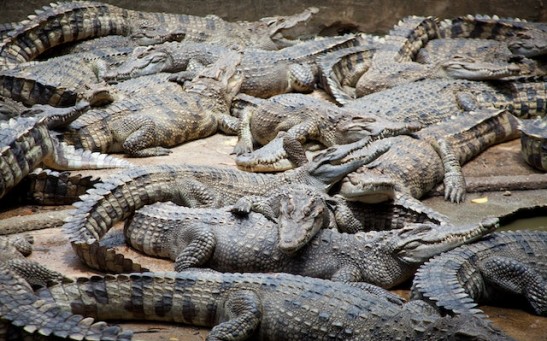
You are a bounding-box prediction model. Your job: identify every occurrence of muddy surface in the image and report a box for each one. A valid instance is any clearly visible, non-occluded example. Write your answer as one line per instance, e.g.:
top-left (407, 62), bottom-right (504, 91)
top-left (1, 131), bottom-right (546, 340)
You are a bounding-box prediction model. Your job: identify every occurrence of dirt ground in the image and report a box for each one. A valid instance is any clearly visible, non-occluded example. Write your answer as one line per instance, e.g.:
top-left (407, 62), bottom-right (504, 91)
top-left (1, 133), bottom-right (546, 340)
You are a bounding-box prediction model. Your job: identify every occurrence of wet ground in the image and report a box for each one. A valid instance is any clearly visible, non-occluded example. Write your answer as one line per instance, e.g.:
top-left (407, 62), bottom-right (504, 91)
top-left (1, 132), bottom-right (546, 340)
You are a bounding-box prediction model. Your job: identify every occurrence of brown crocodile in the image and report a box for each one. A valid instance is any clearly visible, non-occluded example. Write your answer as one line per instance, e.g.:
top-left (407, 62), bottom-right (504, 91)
top-left (0, 116), bottom-right (131, 200)
top-left (231, 92), bottom-right (421, 164)
top-left (63, 145), bottom-right (376, 273)
top-left (0, 1), bottom-right (319, 70)
top-left (124, 199), bottom-right (496, 289)
top-left (33, 270), bottom-right (514, 340)
top-left (520, 117), bottom-right (547, 171)
top-left (330, 109), bottom-right (520, 207)
top-left (61, 55), bottom-right (243, 157)
top-left (106, 34), bottom-right (366, 98)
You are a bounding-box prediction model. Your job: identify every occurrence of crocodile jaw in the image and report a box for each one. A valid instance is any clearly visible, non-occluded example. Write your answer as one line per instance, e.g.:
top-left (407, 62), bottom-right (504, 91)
top-left (442, 59), bottom-right (522, 80)
top-left (395, 217), bottom-right (499, 264)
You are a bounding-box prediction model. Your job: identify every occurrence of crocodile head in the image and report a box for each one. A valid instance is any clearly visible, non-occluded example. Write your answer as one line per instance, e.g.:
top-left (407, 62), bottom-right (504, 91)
top-left (104, 46), bottom-right (175, 82)
top-left (334, 113), bottom-right (423, 146)
top-left (277, 186), bottom-right (330, 254)
top-left (393, 217), bottom-right (498, 264)
top-left (441, 56), bottom-right (522, 80)
top-left (507, 30), bottom-right (547, 58)
top-left (339, 172), bottom-right (398, 203)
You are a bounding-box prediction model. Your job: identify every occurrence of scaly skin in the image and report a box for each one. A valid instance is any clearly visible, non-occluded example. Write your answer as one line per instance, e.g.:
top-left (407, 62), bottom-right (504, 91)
top-left (106, 34), bottom-right (364, 98)
top-left (336, 109), bottom-right (520, 204)
top-left (0, 1), bottom-right (318, 69)
top-left (0, 48), bottom-right (130, 107)
top-left (438, 14), bottom-right (547, 57)
top-left (62, 55), bottom-right (243, 157)
top-left (36, 270), bottom-right (514, 340)
top-left (63, 148), bottom-right (373, 273)
top-left (232, 91), bottom-right (421, 155)
top-left (411, 230), bottom-right (547, 317)
top-left (233, 93), bottom-right (422, 172)
top-left (346, 76), bottom-right (547, 125)
top-left (0, 116), bottom-right (131, 200)
top-left (0, 255), bottom-right (130, 340)
top-left (125, 199), bottom-right (497, 289)
top-left (520, 116), bottom-right (547, 171)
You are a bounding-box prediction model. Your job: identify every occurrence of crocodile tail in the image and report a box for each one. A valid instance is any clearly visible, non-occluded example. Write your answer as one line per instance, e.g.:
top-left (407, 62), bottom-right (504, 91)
top-left (505, 76), bottom-right (547, 118)
top-left (44, 140), bottom-right (132, 170)
top-left (63, 165), bottom-right (185, 272)
top-left (318, 45), bottom-right (375, 105)
top-left (0, 263), bottom-right (133, 340)
top-left (0, 1), bottom-right (130, 70)
top-left (388, 16), bottom-right (440, 62)
top-left (438, 14), bottom-right (528, 40)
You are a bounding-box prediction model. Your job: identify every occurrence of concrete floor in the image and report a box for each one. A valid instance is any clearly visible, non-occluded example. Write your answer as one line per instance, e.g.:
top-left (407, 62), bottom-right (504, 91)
top-left (1, 132), bottom-right (545, 340)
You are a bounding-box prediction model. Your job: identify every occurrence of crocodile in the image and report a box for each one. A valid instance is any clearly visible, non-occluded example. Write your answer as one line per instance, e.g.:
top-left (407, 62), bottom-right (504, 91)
top-left (61, 55), bottom-right (243, 157)
top-left (106, 34), bottom-right (366, 98)
top-left (353, 15), bottom-right (546, 96)
top-left (411, 230), bottom-right (547, 317)
top-left (520, 117), bottom-right (547, 171)
top-left (345, 76), bottom-right (547, 124)
top-left (438, 14), bottom-right (547, 57)
top-left (233, 76), bottom-right (546, 173)
top-left (0, 1), bottom-right (319, 70)
top-left (0, 116), bottom-right (131, 200)
top-left (35, 270), bottom-right (514, 340)
top-left (0, 47), bottom-right (133, 107)
top-left (331, 108), bottom-right (520, 206)
top-left (0, 236), bottom-right (131, 340)
top-left (231, 92), bottom-right (422, 159)
top-left (124, 196), bottom-right (496, 289)
top-left (63, 145), bottom-right (375, 273)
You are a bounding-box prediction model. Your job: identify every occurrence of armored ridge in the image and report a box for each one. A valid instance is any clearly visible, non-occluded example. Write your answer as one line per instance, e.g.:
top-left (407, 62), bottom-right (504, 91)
top-left (0, 117), bottom-right (131, 200)
top-left (35, 270), bottom-right (514, 340)
top-left (411, 230), bottom-right (547, 317)
top-left (125, 198), bottom-right (496, 289)
top-left (63, 150), bottom-right (370, 273)
top-left (0, 259), bottom-right (131, 340)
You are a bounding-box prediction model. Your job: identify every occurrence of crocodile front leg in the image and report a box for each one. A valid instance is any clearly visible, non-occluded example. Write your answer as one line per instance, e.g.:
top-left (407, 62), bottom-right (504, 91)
top-left (430, 138), bottom-right (466, 203)
top-left (479, 256), bottom-right (547, 315)
top-left (233, 105), bottom-right (255, 155)
top-left (209, 290), bottom-right (263, 341)
top-left (173, 225), bottom-right (216, 272)
top-left (331, 264), bottom-right (363, 282)
top-left (287, 63), bottom-right (316, 93)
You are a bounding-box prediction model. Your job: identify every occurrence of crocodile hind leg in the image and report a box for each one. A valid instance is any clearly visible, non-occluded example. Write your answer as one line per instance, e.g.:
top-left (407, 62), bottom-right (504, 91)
top-left (173, 225), bottom-right (216, 272)
top-left (288, 63), bottom-right (316, 93)
top-left (478, 256), bottom-right (547, 315)
top-left (209, 290), bottom-right (262, 341)
top-left (110, 115), bottom-right (172, 157)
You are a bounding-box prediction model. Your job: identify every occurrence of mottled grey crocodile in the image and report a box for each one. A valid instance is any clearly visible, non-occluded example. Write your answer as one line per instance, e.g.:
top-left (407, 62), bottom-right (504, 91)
top-left (438, 14), bottom-right (547, 57)
top-left (61, 55), bottom-right (243, 157)
top-left (345, 76), bottom-right (546, 123)
top-left (63, 146), bottom-right (374, 273)
top-left (0, 116), bottom-right (131, 200)
top-left (35, 270), bottom-right (513, 340)
top-left (106, 34), bottom-right (365, 98)
top-left (0, 47), bottom-right (132, 107)
top-left (332, 109), bottom-right (520, 206)
top-left (125, 196), bottom-right (496, 289)
top-left (231, 93), bottom-right (421, 169)
top-left (520, 117), bottom-right (547, 171)
top-left (411, 230), bottom-right (547, 317)
top-left (0, 1), bottom-right (319, 70)
top-left (0, 236), bottom-right (131, 340)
